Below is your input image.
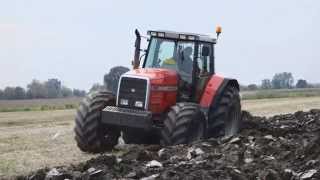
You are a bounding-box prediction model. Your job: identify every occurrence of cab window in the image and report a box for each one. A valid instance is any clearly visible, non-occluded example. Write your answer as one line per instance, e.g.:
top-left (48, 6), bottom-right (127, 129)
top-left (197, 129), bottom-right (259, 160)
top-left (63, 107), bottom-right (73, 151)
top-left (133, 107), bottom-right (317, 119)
top-left (197, 43), bottom-right (212, 76)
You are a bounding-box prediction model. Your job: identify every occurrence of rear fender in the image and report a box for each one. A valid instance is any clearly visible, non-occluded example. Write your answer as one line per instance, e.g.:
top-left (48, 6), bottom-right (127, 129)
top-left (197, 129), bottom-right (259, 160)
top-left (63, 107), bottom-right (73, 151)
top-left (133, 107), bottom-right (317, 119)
top-left (200, 76), bottom-right (239, 108)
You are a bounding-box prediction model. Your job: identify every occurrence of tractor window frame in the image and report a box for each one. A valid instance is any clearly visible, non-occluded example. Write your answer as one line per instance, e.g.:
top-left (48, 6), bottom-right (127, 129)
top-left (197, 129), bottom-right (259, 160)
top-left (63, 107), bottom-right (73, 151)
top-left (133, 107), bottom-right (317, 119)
top-left (143, 37), bottom-right (215, 75)
top-left (196, 42), bottom-right (215, 76)
top-left (211, 44), bottom-right (215, 74)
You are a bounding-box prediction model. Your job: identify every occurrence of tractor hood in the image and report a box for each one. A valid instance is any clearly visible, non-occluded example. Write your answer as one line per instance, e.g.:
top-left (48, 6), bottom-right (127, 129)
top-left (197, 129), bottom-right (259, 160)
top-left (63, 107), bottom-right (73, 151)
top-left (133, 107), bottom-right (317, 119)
top-left (124, 68), bottom-right (178, 86)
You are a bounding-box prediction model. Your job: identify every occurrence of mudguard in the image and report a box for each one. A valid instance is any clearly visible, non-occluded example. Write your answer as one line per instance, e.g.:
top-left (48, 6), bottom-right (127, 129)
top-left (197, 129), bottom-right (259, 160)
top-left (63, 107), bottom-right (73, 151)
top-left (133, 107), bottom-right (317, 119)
top-left (200, 75), bottom-right (239, 109)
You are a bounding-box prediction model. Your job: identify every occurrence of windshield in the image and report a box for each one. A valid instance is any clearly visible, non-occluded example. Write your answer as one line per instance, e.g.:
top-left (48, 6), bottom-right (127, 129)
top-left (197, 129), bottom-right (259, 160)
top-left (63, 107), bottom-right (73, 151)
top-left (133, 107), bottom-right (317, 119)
top-left (144, 38), bottom-right (195, 83)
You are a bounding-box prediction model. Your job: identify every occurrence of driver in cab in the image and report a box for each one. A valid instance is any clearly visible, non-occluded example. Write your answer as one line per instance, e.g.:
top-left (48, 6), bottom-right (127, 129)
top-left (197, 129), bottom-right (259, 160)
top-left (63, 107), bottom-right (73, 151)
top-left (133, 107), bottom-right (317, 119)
top-left (161, 47), bottom-right (193, 76)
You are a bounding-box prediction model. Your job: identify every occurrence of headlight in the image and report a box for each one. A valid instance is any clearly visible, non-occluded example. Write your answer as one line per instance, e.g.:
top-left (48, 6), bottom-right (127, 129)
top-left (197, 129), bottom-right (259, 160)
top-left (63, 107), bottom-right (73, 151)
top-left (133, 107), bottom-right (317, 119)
top-left (187, 35), bottom-right (196, 40)
top-left (158, 32), bottom-right (165, 37)
top-left (179, 34), bottom-right (187, 39)
top-left (135, 101), bottom-right (144, 108)
top-left (120, 99), bottom-right (129, 106)
top-left (150, 31), bottom-right (157, 36)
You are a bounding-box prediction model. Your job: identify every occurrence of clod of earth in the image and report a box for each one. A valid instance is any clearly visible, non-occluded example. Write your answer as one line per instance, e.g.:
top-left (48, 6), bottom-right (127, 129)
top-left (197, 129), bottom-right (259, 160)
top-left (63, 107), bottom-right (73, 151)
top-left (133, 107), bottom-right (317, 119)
top-left (16, 109), bottom-right (320, 180)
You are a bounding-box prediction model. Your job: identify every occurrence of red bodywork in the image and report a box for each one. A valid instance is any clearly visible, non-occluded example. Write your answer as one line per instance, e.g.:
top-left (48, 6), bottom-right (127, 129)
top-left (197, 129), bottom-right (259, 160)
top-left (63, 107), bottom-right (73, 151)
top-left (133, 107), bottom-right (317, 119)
top-left (125, 69), bottom-right (225, 113)
top-left (199, 75), bottom-right (225, 108)
top-left (125, 68), bottom-right (178, 114)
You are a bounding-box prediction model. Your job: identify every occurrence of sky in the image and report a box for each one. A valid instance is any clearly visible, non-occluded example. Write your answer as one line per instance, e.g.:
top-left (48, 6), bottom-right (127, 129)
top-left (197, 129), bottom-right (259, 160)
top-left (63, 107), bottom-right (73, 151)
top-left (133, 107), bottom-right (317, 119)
top-left (0, 0), bottom-right (319, 90)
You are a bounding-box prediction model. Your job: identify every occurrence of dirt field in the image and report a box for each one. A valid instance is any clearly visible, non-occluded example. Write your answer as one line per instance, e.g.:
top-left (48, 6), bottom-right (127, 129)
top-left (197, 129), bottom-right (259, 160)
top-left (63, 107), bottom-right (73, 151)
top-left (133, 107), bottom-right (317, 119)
top-left (0, 110), bottom-right (96, 178)
top-left (19, 109), bottom-right (320, 180)
top-left (241, 88), bottom-right (320, 100)
top-left (242, 96), bottom-right (320, 116)
top-left (0, 96), bottom-right (320, 178)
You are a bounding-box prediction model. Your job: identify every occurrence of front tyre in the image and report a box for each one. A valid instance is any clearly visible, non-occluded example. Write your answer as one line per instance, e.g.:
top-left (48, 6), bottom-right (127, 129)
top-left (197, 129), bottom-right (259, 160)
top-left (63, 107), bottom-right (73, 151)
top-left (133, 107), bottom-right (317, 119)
top-left (74, 91), bottom-right (120, 153)
top-left (160, 103), bottom-right (206, 146)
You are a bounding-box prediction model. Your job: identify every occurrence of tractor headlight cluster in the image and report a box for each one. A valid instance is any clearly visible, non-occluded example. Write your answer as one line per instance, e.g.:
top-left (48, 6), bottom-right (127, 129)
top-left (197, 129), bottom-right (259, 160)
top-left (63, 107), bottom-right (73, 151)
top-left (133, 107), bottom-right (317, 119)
top-left (157, 32), bottom-right (165, 37)
top-left (148, 31), bottom-right (166, 37)
top-left (179, 34), bottom-right (187, 39)
top-left (179, 34), bottom-right (196, 40)
top-left (120, 99), bottom-right (129, 106)
top-left (134, 101), bottom-right (144, 108)
top-left (150, 31), bottom-right (157, 36)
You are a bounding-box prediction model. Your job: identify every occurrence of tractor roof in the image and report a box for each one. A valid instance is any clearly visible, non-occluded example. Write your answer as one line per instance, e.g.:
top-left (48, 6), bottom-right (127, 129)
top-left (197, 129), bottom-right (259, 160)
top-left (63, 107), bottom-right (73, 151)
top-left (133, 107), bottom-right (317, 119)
top-left (148, 30), bottom-right (216, 43)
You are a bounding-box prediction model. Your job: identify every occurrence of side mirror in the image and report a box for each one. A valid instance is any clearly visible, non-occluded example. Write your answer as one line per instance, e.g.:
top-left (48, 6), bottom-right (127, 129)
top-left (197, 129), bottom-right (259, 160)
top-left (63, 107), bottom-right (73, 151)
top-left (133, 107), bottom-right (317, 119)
top-left (202, 46), bottom-right (210, 56)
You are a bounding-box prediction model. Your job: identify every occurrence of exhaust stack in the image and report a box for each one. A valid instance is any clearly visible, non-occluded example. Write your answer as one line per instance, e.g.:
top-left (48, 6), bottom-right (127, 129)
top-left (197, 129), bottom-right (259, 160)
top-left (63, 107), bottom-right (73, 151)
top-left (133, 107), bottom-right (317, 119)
top-left (133, 29), bottom-right (141, 69)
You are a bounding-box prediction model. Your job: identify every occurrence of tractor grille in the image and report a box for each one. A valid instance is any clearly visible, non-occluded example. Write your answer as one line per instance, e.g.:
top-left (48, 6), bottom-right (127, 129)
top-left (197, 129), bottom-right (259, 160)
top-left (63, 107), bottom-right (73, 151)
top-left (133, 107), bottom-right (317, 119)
top-left (117, 76), bottom-right (148, 110)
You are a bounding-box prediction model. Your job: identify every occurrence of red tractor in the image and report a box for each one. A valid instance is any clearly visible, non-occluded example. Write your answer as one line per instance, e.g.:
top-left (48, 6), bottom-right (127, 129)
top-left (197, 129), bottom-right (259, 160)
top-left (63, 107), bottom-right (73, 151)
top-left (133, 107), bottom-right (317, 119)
top-left (74, 27), bottom-right (242, 153)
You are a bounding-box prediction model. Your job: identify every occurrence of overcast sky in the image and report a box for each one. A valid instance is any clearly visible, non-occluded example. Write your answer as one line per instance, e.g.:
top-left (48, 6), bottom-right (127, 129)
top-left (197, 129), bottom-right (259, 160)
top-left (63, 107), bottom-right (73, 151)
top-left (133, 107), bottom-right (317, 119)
top-left (0, 0), bottom-right (319, 90)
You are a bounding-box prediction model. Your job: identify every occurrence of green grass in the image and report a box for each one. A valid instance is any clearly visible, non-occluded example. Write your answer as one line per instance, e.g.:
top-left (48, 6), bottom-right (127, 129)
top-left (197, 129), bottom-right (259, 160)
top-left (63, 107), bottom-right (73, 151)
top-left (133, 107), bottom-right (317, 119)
top-left (0, 97), bottom-right (82, 113)
top-left (241, 88), bottom-right (320, 100)
top-left (0, 160), bottom-right (16, 176)
top-left (0, 104), bottom-right (77, 112)
top-left (1, 89), bottom-right (319, 112)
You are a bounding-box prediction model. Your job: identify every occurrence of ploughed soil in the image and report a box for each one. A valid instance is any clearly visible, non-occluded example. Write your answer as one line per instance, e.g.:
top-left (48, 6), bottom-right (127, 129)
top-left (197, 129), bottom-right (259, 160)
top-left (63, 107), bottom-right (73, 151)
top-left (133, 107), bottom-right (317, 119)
top-left (15, 109), bottom-right (320, 180)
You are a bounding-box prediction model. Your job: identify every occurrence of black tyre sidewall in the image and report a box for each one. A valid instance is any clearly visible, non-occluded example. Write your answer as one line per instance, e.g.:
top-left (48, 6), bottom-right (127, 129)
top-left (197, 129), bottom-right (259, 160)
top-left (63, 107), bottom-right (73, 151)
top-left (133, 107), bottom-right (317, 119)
top-left (208, 86), bottom-right (242, 137)
top-left (74, 91), bottom-right (120, 153)
top-left (160, 103), bottom-right (205, 146)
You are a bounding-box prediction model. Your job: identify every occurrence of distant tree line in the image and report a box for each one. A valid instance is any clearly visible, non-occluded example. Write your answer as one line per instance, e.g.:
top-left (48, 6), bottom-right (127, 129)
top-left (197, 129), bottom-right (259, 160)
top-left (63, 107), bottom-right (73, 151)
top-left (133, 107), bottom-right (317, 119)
top-left (0, 78), bottom-right (86, 100)
top-left (241, 72), bottom-right (317, 91)
top-left (0, 66), bottom-right (131, 100)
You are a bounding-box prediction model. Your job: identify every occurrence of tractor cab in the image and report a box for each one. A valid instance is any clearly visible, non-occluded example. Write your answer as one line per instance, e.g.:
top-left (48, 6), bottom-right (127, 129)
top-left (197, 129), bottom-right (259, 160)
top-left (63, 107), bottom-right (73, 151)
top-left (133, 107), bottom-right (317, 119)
top-left (143, 31), bottom-right (216, 80)
top-left (139, 30), bottom-right (218, 102)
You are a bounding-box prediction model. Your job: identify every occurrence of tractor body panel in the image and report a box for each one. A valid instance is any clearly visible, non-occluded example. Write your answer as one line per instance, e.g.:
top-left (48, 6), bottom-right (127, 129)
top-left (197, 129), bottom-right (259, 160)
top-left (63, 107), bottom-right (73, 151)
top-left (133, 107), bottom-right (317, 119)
top-left (199, 75), bottom-right (225, 108)
top-left (118, 68), bottom-right (178, 114)
top-left (125, 68), bottom-right (178, 85)
top-left (102, 68), bottom-right (180, 130)
top-left (101, 70), bottom-right (238, 131)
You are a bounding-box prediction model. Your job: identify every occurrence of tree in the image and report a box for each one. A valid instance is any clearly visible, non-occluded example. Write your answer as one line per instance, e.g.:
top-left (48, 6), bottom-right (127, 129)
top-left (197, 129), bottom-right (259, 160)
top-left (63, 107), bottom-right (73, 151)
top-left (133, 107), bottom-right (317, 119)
top-left (45, 79), bottom-right (61, 98)
top-left (27, 79), bottom-right (48, 98)
top-left (309, 83), bottom-right (320, 88)
top-left (104, 66), bottom-right (130, 94)
top-left (0, 89), bottom-right (3, 99)
top-left (61, 86), bottom-right (73, 97)
top-left (239, 84), bottom-right (249, 91)
top-left (247, 84), bottom-right (258, 91)
top-left (296, 79), bottom-right (308, 88)
top-left (90, 83), bottom-right (104, 92)
top-left (73, 89), bottom-right (86, 97)
top-left (14, 87), bottom-right (26, 99)
top-left (272, 72), bottom-right (294, 89)
top-left (1, 79), bottom-right (85, 100)
top-left (261, 79), bottom-right (272, 89)
top-left (3, 87), bottom-right (16, 99)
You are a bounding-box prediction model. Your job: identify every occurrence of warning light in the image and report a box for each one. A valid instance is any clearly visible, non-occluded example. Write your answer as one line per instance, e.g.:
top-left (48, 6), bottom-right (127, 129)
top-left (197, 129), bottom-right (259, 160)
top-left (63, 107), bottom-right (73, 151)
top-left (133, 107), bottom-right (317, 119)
top-left (216, 26), bottom-right (222, 39)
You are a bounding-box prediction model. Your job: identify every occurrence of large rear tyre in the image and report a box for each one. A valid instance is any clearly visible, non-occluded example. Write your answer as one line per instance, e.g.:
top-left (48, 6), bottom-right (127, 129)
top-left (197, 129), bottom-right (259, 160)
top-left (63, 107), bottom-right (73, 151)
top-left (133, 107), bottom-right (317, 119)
top-left (160, 103), bottom-right (205, 146)
top-left (209, 85), bottom-right (242, 137)
top-left (74, 91), bottom-right (120, 153)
